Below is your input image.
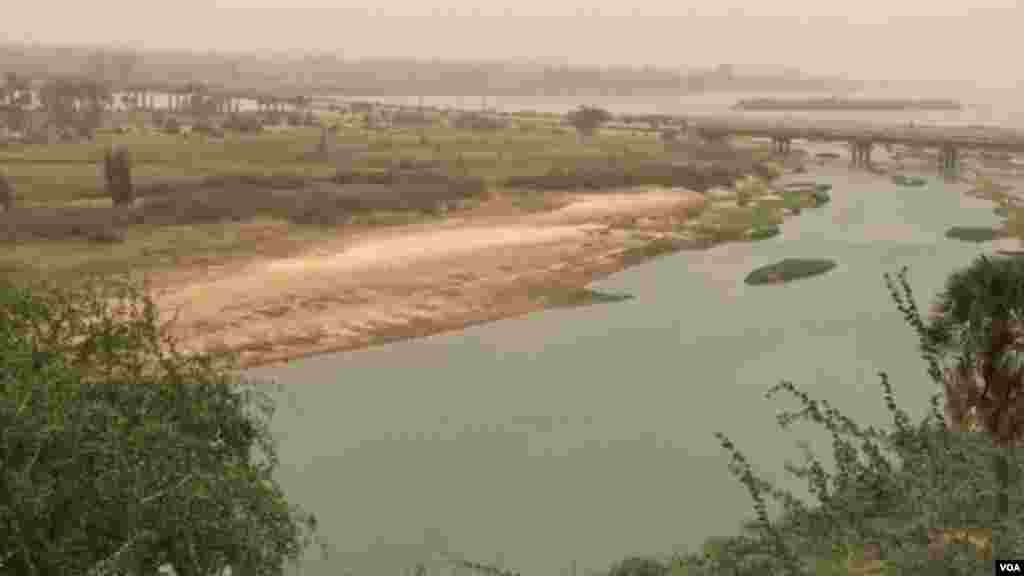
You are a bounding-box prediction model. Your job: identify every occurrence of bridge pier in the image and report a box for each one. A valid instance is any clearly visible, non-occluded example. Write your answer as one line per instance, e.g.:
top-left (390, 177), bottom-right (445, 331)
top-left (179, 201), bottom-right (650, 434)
top-left (772, 137), bottom-right (792, 155)
top-left (939, 144), bottom-right (960, 177)
top-left (849, 141), bottom-right (874, 168)
top-left (698, 128), bottom-right (728, 145)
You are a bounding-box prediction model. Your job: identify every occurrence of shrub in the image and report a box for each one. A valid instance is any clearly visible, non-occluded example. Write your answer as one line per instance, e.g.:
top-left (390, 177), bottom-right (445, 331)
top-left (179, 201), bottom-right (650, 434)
top-left (162, 116), bottom-right (181, 135)
top-left (675, 267), bottom-right (1024, 575)
top-left (503, 161), bottom-right (749, 193)
top-left (0, 275), bottom-right (323, 575)
top-left (192, 121), bottom-right (224, 138)
top-left (223, 113), bottom-right (263, 133)
top-left (452, 112), bottom-right (506, 132)
top-left (566, 105), bottom-right (612, 138)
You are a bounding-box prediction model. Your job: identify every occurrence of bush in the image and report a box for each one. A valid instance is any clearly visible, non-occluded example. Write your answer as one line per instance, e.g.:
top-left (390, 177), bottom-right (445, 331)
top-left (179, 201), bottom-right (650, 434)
top-left (332, 168), bottom-right (487, 202)
top-left (452, 112), bottom-right (506, 132)
top-left (0, 275), bottom-right (322, 575)
top-left (735, 176), bottom-right (766, 207)
top-left (503, 161), bottom-right (749, 193)
top-left (192, 121), bottom-right (224, 138)
top-left (566, 105), bottom-right (612, 137)
top-left (747, 224), bottom-right (780, 241)
top-left (223, 113), bottom-right (264, 133)
top-left (675, 267), bottom-right (1024, 575)
top-left (162, 116), bottom-right (181, 135)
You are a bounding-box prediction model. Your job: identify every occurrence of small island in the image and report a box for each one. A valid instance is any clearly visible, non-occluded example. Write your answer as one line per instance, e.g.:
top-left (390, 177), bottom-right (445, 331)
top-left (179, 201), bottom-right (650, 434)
top-left (944, 226), bottom-right (1005, 243)
top-left (892, 175), bottom-right (928, 187)
top-left (744, 258), bottom-right (837, 285)
top-left (733, 97), bottom-right (963, 111)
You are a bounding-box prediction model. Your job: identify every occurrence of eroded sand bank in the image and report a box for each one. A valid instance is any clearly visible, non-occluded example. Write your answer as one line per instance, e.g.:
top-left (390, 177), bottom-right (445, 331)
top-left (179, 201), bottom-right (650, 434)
top-left (150, 188), bottom-right (707, 368)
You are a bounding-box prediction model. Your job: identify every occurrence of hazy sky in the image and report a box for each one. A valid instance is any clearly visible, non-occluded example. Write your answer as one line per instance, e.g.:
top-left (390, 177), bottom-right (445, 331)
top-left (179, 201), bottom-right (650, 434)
top-left (5, 0), bottom-right (1022, 87)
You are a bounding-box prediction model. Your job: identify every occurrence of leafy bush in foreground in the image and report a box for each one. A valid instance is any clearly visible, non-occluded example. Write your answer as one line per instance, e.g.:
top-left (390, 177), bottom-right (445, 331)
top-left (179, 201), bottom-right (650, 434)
top-left (674, 266), bottom-right (1024, 575)
top-left (0, 275), bottom-right (323, 575)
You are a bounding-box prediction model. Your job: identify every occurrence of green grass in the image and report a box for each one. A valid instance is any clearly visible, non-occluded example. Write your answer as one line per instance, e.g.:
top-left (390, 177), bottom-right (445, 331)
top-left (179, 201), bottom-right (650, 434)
top-left (0, 116), bottom-right (767, 283)
top-left (0, 217), bottom-right (338, 282)
top-left (526, 286), bottom-right (635, 308)
top-left (692, 202), bottom-right (784, 242)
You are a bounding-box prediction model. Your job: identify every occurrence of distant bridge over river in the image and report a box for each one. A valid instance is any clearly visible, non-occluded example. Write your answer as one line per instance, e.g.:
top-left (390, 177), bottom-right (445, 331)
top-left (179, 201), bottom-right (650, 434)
top-left (684, 115), bottom-right (1024, 174)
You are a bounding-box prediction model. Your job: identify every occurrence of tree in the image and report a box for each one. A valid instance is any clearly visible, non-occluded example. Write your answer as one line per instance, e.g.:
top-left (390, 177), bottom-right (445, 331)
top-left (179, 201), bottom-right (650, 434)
top-left (104, 144), bottom-right (134, 206)
top-left (38, 78), bottom-right (78, 137)
top-left (38, 78), bottom-right (109, 139)
top-left (0, 170), bottom-right (13, 212)
top-left (78, 79), bottom-right (113, 139)
top-left (0, 274), bottom-right (324, 575)
top-left (1, 73), bottom-right (32, 133)
top-left (566, 105), bottom-right (611, 139)
top-left (920, 255), bottom-right (1024, 530)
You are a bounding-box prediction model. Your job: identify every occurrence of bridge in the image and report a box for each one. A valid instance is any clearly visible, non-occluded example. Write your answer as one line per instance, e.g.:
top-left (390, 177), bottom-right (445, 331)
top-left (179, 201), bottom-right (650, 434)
top-left (117, 83), bottom-right (309, 114)
top-left (686, 115), bottom-right (1024, 175)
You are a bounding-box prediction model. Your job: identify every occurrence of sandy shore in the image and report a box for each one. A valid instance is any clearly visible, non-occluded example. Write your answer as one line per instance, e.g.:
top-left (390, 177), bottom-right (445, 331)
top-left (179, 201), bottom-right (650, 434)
top-left (149, 188), bottom-right (708, 368)
top-left (145, 142), bottom-right (1020, 369)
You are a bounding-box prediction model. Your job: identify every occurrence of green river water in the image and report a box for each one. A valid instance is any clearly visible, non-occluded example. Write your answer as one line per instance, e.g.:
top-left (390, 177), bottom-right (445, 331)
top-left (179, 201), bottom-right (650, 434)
top-left (250, 161), bottom-right (1005, 575)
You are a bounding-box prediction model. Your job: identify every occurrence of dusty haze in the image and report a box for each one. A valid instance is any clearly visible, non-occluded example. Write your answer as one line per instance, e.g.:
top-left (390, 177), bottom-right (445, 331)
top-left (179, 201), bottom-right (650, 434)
top-left (6, 0), bottom-right (1022, 90)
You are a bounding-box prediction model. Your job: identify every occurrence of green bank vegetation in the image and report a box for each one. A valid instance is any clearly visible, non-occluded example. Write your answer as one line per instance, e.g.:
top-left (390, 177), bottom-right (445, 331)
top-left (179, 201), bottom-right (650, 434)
top-left (0, 274), bottom-right (325, 575)
top-left (0, 107), bottom-right (782, 284)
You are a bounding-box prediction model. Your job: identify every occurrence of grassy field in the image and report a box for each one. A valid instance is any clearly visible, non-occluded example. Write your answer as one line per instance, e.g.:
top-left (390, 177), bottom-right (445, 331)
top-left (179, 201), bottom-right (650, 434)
top-left (0, 112), bottom-right (776, 282)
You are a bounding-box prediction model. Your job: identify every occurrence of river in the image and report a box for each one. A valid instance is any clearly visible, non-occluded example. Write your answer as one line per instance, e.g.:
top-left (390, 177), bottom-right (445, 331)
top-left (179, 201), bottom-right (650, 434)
top-left (343, 87), bottom-right (1024, 130)
top-left (247, 141), bottom-right (1008, 574)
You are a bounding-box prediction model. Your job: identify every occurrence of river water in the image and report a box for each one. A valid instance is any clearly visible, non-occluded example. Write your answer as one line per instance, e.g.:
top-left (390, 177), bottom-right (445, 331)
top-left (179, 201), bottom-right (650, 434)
top-left (348, 88), bottom-right (1024, 130)
top-left (248, 140), bottom-right (1009, 575)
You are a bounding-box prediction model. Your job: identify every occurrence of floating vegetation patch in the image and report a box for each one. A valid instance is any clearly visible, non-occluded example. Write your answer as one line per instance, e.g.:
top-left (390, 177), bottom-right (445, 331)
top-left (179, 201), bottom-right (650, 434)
top-left (527, 286), bottom-right (634, 308)
top-left (744, 258), bottom-right (837, 285)
top-left (891, 174), bottom-right (927, 187)
top-left (618, 237), bottom-right (692, 266)
top-left (747, 224), bottom-right (780, 240)
top-left (944, 226), bottom-right (1004, 243)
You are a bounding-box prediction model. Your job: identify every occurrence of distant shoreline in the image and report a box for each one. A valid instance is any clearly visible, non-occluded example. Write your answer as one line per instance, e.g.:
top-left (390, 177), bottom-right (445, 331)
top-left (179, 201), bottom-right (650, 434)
top-left (734, 97), bottom-right (963, 111)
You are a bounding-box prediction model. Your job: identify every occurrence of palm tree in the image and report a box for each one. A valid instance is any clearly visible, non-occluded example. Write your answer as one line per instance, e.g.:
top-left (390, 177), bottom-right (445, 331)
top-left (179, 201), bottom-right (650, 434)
top-left (922, 255), bottom-right (1024, 532)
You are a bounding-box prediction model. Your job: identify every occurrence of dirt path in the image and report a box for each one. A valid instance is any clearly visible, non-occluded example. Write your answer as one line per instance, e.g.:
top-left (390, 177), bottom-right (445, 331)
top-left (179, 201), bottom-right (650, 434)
top-left (150, 188), bottom-right (707, 368)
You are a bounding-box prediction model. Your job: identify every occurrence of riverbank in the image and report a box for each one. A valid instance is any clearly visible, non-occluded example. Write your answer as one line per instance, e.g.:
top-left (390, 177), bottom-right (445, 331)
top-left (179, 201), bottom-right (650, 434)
top-left (149, 187), bottom-right (717, 368)
top-left (147, 139), bottom-right (1022, 369)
